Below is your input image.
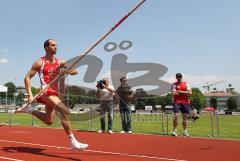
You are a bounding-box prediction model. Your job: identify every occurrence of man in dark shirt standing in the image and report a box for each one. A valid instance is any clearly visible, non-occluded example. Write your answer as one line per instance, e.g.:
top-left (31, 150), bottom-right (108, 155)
top-left (116, 77), bottom-right (133, 134)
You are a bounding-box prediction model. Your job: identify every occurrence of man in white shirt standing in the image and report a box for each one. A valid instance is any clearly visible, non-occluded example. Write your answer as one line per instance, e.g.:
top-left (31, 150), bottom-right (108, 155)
top-left (96, 78), bottom-right (115, 134)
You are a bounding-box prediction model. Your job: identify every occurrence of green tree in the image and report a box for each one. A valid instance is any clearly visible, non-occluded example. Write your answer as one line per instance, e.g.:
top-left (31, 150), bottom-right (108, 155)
top-left (134, 88), bottom-right (148, 98)
top-left (135, 98), bottom-right (146, 110)
top-left (133, 88), bottom-right (148, 110)
top-left (189, 88), bottom-right (207, 111)
top-left (67, 85), bottom-right (87, 96)
top-left (164, 93), bottom-right (173, 106)
top-left (227, 97), bottom-right (237, 111)
top-left (145, 97), bottom-right (156, 107)
top-left (70, 95), bottom-right (78, 107)
top-left (155, 96), bottom-right (163, 106)
top-left (210, 97), bottom-right (217, 109)
top-left (16, 92), bottom-right (25, 106)
top-left (4, 82), bottom-right (16, 98)
top-left (87, 90), bottom-right (97, 98)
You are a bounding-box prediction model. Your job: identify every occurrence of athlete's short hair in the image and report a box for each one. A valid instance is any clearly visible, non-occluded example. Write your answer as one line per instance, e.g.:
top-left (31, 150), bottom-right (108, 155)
top-left (44, 39), bottom-right (55, 48)
top-left (176, 73), bottom-right (183, 78)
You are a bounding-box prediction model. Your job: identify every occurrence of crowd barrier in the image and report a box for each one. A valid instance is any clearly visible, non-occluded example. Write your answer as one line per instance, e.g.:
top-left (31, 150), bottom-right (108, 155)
top-left (0, 104), bottom-right (239, 139)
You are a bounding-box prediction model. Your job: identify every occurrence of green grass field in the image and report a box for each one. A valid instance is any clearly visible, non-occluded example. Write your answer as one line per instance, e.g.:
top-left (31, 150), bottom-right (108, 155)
top-left (1, 112), bottom-right (240, 140)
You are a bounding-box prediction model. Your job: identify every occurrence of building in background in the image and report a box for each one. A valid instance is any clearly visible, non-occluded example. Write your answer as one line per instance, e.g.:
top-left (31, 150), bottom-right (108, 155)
top-left (204, 92), bottom-right (234, 110)
top-left (15, 86), bottom-right (26, 94)
top-left (203, 84), bottom-right (240, 111)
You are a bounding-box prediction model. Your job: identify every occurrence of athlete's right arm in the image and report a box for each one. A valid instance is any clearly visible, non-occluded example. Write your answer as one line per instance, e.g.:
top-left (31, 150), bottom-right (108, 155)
top-left (171, 84), bottom-right (179, 96)
top-left (59, 59), bottom-right (78, 75)
top-left (24, 60), bottom-right (42, 103)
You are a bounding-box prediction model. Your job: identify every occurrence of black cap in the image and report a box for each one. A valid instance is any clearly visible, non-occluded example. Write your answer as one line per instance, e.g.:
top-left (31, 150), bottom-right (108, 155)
top-left (176, 73), bottom-right (182, 78)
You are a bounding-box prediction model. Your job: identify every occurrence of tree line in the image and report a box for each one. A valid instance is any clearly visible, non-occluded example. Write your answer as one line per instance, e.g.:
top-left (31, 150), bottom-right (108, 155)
top-left (1, 82), bottom-right (238, 111)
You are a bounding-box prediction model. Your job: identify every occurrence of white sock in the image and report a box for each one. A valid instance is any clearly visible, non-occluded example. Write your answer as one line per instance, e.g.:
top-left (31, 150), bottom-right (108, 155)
top-left (68, 134), bottom-right (80, 143)
top-left (68, 133), bottom-right (75, 139)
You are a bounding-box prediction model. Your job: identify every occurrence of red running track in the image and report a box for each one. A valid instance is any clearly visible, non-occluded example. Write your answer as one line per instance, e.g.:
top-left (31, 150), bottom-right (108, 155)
top-left (0, 126), bottom-right (240, 161)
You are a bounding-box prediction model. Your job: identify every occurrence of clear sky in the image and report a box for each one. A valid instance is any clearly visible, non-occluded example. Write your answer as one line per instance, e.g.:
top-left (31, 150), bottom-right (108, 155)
top-left (0, 0), bottom-right (239, 93)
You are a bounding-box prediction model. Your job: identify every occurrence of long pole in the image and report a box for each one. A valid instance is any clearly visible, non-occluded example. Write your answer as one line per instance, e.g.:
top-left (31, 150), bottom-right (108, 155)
top-left (16, 0), bottom-right (146, 111)
top-left (5, 92), bottom-right (7, 106)
top-left (67, 0), bottom-right (146, 71)
top-left (210, 111), bottom-right (214, 137)
top-left (216, 110), bottom-right (220, 138)
top-left (161, 113), bottom-right (165, 134)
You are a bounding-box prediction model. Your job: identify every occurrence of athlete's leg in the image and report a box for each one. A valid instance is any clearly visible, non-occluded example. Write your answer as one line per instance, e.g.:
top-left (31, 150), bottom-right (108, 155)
top-left (173, 103), bottom-right (180, 131)
top-left (46, 95), bottom-right (71, 135)
top-left (182, 113), bottom-right (187, 130)
top-left (173, 113), bottom-right (179, 131)
top-left (31, 108), bottom-right (56, 125)
top-left (182, 105), bottom-right (190, 136)
top-left (14, 94), bottom-right (56, 125)
top-left (182, 105), bottom-right (190, 131)
top-left (31, 94), bottom-right (56, 125)
top-left (45, 95), bottom-right (88, 149)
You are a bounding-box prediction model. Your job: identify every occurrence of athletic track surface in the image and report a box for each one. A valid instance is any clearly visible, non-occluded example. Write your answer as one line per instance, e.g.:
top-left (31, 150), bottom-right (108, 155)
top-left (0, 126), bottom-right (239, 161)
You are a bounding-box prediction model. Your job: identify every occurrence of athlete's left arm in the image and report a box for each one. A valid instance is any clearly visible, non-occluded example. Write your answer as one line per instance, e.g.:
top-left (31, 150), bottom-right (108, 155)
top-left (60, 59), bottom-right (78, 75)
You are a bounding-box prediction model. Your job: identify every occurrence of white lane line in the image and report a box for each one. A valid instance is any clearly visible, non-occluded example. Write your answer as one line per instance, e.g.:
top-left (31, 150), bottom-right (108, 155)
top-left (85, 149), bottom-right (187, 161)
top-left (0, 156), bottom-right (24, 161)
top-left (0, 139), bottom-right (187, 161)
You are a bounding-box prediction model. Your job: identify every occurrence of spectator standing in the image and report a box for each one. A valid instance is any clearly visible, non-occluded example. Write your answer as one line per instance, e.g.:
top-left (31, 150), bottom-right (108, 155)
top-left (96, 78), bottom-right (115, 134)
top-left (116, 77), bottom-right (133, 134)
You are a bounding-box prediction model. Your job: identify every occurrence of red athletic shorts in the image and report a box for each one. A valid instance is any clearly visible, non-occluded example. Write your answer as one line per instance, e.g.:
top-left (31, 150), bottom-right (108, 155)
top-left (36, 88), bottom-right (59, 104)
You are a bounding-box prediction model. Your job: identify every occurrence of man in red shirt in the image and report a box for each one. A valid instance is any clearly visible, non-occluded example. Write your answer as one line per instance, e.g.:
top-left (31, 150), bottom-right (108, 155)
top-left (171, 73), bottom-right (192, 136)
top-left (15, 39), bottom-right (88, 150)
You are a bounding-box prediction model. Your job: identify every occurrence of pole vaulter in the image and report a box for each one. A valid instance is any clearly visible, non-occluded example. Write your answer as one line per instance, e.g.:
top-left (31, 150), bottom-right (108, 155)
top-left (15, 0), bottom-right (146, 114)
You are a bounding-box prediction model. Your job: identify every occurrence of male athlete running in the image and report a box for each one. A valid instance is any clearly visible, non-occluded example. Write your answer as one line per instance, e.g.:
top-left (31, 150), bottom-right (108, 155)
top-left (16, 39), bottom-right (88, 150)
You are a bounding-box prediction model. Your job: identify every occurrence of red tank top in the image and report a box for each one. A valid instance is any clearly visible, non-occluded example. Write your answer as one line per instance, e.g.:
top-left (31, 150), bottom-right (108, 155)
top-left (38, 57), bottom-right (60, 91)
top-left (172, 82), bottom-right (190, 104)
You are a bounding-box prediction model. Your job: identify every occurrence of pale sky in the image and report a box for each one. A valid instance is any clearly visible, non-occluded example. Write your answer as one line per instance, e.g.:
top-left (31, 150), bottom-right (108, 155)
top-left (0, 0), bottom-right (239, 93)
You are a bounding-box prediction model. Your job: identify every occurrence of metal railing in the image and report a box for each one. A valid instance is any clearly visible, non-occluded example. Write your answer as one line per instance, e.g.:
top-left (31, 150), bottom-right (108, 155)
top-left (0, 104), bottom-right (239, 140)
